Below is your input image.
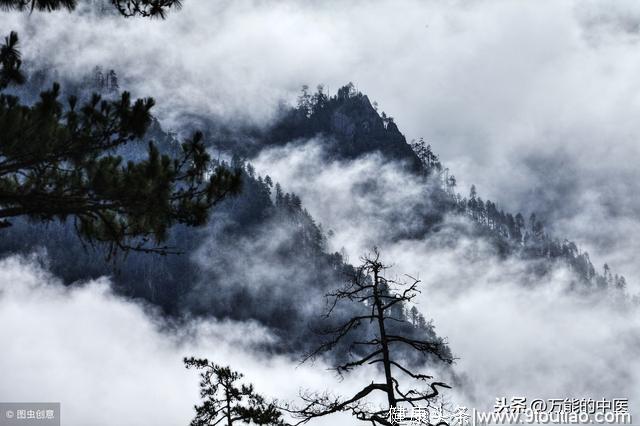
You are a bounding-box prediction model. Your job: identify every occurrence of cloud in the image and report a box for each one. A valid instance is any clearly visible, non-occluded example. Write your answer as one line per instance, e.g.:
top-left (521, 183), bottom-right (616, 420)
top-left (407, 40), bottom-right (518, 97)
top-left (4, 0), bottom-right (640, 422)
top-left (253, 138), bottom-right (640, 414)
top-left (0, 254), bottom-right (364, 426)
top-left (388, 236), bottom-right (640, 412)
top-left (5, 1), bottom-right (640, 286)
top-left (253, 139), bottom-right (430, 257)
top-left (3, 0), bottom-right (640, 276)
top-left (2, 143), bottom-right (639, 423)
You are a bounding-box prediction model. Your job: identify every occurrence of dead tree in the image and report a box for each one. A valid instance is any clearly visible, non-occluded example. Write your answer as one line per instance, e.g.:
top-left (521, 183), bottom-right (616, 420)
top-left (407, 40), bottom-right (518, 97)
top-left (184, 357), bottom-right (284, 426)
top-left (289, 249), bottom-right (453, 425)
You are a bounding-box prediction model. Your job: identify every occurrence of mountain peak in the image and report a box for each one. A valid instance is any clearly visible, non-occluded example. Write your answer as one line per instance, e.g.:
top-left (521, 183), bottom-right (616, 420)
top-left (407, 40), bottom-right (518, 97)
top-left (264, 84), bottom-right (422, 169)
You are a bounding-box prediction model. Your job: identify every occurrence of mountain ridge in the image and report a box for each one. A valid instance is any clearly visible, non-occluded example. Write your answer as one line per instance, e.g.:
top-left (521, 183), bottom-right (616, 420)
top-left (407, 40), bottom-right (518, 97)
top-left (252, 83), bottom-right (629, 295)
top-left (0, 75), bottom-right (632, 364)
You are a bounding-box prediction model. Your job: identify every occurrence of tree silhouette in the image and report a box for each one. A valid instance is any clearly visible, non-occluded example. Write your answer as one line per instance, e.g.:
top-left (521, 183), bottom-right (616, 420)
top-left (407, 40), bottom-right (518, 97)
top-left (106, 69), bottom-right (119, 93)
top-left (184, 357), bottom-right (284, 426)
top-left (289, 249), bottom-right (452, 425)
top-left (0, 31), bottom-right (24, 88)
top-left (111, 0), bottom-right (182, 18)
top-left (0, 0), bottom-right (182, 17)
top-left (0, 32), bottom-right (240, 256)
top-left (410, 138), bottom-right (441, 175)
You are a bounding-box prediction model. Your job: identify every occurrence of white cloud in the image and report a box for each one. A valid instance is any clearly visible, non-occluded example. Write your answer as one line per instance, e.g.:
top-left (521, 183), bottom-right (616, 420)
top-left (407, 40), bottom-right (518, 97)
top-left (254, 139), bottom-right (640, 415)
top-left (0, 255), bottom-right (362, 426)
top-left (3, 0), bottom-right (640, 422)
top-left (6, 2), bottom-right (640, 283)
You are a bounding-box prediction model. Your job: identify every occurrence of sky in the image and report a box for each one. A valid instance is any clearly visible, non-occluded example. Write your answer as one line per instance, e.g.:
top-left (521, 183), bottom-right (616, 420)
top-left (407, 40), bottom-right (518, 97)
top-left (2, 0), bottom-right (640, 424)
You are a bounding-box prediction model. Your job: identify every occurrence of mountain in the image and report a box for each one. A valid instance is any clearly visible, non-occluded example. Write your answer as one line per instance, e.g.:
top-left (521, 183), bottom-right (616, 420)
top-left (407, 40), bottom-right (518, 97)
top-left (0, 76), bottom-right (630, 364)
top-left (266, 83), bottom-right (422, 168)
top-left (248, 83), bottom-right (629, 295)
top-left (0, 71), bottom-right (451, 362)
top-left (193, 84), bottom-right (421, 167)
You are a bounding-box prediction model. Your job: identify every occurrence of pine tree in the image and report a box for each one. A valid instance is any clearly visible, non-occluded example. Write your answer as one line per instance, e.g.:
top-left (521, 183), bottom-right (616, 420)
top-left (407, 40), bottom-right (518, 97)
top-left (0, 32), bottom-right (241, 256)
top-left (467, 185), bottom-right (478, 219)
top-left (515, 213), bottom-right (525, 240)
top-left (184, 357), bottom-right (284, 426)
top-left (603, 264), bottom-right (613, 287)
top-left (446, 174), bottom-right (456, 193)
top-left (245, 163), bottom-right (255, 178)
top-left (274, 183), bottom-right (283, 206)
top-left (296, 85), bottom-right (311, 117)
top-left (0, 31), bottom-right (24, 88)
top-left (337, 82), bottom-right (356, 100)
top-left (107, 69), bottom-right (119, 93)
top-left (311, 84), bottom-right (327, 113)
top-left (409, 305), bottom-right (420, 327)
top-left (0, 0), bottom-right (182, 17)
top-left (93, 65), bottom-right (105, 90)
top-left (615, 275), bottom-right (627, 291)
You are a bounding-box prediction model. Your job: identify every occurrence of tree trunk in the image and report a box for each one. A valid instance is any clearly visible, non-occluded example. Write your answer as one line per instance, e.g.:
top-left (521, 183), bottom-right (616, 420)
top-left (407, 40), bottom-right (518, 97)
top-left (373, 267), bottom-right (396, 408)
top-left (225, 379), bottom-right (232, 426)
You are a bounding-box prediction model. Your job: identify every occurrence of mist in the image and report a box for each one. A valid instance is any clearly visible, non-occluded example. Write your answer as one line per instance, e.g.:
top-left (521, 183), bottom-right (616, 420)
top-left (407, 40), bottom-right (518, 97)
top-left (253, 138), bottom-right (640, 414)
top-left (0, 254), bottom-right (367, 426)
top-left (5, 0), bottom-right (639, 284)
top-left (2, 0), bottom-right (640, 423)
top-left (3, 219), bottom-right (638, 424)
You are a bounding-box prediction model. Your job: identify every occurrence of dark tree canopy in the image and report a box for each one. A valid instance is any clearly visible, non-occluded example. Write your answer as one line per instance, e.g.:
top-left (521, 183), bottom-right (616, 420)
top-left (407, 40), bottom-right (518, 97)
top-left (410, 138), bottom-right (442, 176)
top-left (0, 0), bottom-right (182, 17)
top-left (184, 357), bottom-right (284, 426)
top-left (0, 31), bottom-right (24, 89)
top-left (0, 32), bottom-right (241, 255)
top-left (111, 0), bottom-right (182, 18)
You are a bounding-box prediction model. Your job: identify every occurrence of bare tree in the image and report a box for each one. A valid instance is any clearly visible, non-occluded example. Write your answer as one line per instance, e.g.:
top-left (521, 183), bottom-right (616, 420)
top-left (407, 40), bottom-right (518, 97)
top-left (288, 249), bottom-right (453, 425)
